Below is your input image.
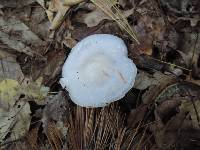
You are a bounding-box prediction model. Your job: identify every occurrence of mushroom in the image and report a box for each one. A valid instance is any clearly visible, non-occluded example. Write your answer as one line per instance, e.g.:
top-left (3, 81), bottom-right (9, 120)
top-left (60, 34), bottom-right (137, 107)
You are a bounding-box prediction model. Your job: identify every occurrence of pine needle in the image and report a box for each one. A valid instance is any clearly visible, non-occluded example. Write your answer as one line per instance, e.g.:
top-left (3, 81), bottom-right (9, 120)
top-left (46, 121), bottom-right (63, 150)
top-left (91, 0), bottom-right (140, 44)
top-left (67, 103), bottom-right (139, 149)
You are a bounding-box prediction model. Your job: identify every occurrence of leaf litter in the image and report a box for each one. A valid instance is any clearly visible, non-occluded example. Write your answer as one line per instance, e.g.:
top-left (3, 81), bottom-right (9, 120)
top-left (0, 0), bottom-right (200, 149)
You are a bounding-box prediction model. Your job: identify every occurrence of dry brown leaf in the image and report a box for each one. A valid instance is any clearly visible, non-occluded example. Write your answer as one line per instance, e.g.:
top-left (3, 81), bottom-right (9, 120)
top-left (156, 99), bottom-right (182, 119)
top-left (42, 49), bottom-right (66, 85)
top-left (0, 16), bottom-right (45, 56)
top-left (0, 87), bottom-right (31, 144)
top-left (63, 31), bottom-right (77, 48)
top-left (134, 71), bottom-right (162, 90)
top-left (0, 50), bottom-right (24, 82)
top-left (180, 100), bottom-right (200, 129)
top-left (127, 105), bottom-right (148, 128)
top-left (0, 0), bottom-right (35, 8)
top-left (134, 15), bottom-right (166, 43)
top-left (42, 91), bottom-right (68, 133)
top-left (152, 111), bottom-right (187, 150)
top-left (77, 4), bottom-right (134, 27)
top-left (37, 0), bottom-right (84, 31)
top-left (63, 0), bottom-right (84, 6)
top-left (177, 32), bottom-right (200, 66)
top-left (82, 7), bottom-right (110, 27)
top-left (71, 21), bottom-right (122, 41)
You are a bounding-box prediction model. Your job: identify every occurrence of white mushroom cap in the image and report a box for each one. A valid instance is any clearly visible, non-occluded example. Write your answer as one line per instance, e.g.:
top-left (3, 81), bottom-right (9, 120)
top-left (60, 34), bottom-right (137, 107)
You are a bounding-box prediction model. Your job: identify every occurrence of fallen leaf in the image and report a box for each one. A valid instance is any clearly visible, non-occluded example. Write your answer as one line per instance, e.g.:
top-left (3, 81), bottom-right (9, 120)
top-left (42, 91), bottom-right (68, 137)
top-left (0, 50), bottom-right (24, 82)
top-left (0, 79), bottom-right (19, 105)
top-left (71, 21), bottom-right (122, 41)
top-left (16, 5), bottom-right (50, 39)
top-left (9, 100), bottom-right (31, 141)
top-left (156, 99), bottom-right (182, 119)
top-left (0, 0), bottom-right (35, 8)
top-left (40, 49), bottom-right (66, 86)
top-left (76, 3), bottom-right (134, 27)
top-left (180, 100), bottom-right (200, 129)
top-left (177, 128), bottom-right (200, 149)
top-left (22, 82), bottom-right (50, 104)
top-left (0, 78), bottom-right (50, 143)
top-left (56, 121), bottom-right (68, 137)
top-left (142, 73), bottom-right (176, 104)
top-left (0, 78), bottom-right (49, 106)
top-left (0, 16), bottom-right (45, 56)
top-left (63, 0), bottom-right (84, 6)
top-left (0, 100), bottom-right (31, 143)
top-left (0, 79), bottom-right (31, 143)
top-left (160, 0), bottom-right (200, 24)
top-left (134, 71), bottom-right (176, 91)
top-left (127, 104), bottom-right (148, 128)
top-left (131, 39), bottom-right (153, 55)
top-left (82, 8), bottom-right (110, 27)
top-left (134, 71), bottom-right (160, 90)
top-left (36, 0), bottom-right (84, 31)
top-left (152, 111), bottom-right (188, 150)
top-left (64, 35), bottom-right (77, 48)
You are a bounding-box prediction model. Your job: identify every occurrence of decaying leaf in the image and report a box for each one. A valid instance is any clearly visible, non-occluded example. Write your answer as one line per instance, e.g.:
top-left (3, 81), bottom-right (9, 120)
top-left (41, 91), bottom-right (68, 148)
top-left (131, 39), bottom-right (153, 56)
top-left (36, 0), bottom-right (84, 31)
top-left (0, 50), bottom-right (24, 82)
top-left (1, 0), bottom-right (200, 149)
top-left (0, 17), bottom-right (44, 56)
top-left (133, 15), bottom-right (166, 55)
top-left (156, 98), bottom-right (182, 119)
top-left (134, 70), bottom-right (177, 90)
top-left (9, 100), bottom-right (31, 141)
top-left (0, 79), bottom-right (31, 143)
top-left (42, 50), bottom-right (66, 85)
top-left (0, 78), bottom-right (50, 143)
top-left (77, 3), bottom-right (133, 27)
top-left (22, 81), bottom-right (50, 104)
top-left (180, 100), bottom-right (200, 129)
top-left (29, 49), bottom-right (66, 85)
top-left (0, 79), bottom-right (19, 105)
top-left (64, 34), bottom-right (77, 48)
top-left (16, 5), bottom-right (50, 39)
top-left (0, 100), bottom-right (31, 144)
top-left (150, 80), bottom-right (200, 149)
top-left (177, 32), bottom-right (200, 67)
top-left (81, 7), bottom-right (110, 27)
top-left (160, 0), bottom-right (200, 28)
top-left (0, 0), bottom-right (35, 8)
top-left (42, 91), bottom-right (68, 131)
top-left (127, 104), bottom-right (148, 128)
top-left (0, 78), bottom-right (49, 106)
top-left (134, 71), bottom-right (165, 90)
top-left (63, 0), bottom-right (85, 6)
top-left (152, 110), bottom-right (188, 150)
top-left (91, 0), bottom-right (139, 43)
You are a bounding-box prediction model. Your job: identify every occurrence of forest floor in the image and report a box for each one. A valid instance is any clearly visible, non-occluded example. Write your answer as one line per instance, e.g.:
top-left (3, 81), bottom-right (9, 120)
top-left (0, 0), bottom-right (200, 149)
